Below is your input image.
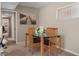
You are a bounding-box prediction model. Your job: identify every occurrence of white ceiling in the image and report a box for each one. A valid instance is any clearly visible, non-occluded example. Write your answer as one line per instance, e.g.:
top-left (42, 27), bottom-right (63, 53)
top-left (19, 2), bottom-right (50, 8)
top-left (1, 2), bottom-right (19, 10)
top-left (1, 2), bottom-right (74, 10)
top-left (19, 2), bottom-right (74, 8)
top-left (1, 2), bottom-right (49, 10)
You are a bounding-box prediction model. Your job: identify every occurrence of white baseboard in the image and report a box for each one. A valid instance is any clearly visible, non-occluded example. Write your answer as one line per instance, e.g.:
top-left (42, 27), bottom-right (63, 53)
top-left (60, 48), bottom-right (79, 56)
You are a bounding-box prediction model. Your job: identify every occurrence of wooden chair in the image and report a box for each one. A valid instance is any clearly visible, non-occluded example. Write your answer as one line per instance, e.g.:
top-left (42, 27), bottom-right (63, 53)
top-left (28, 26), bottom-right (40, 54)
top-left (45, 28), bottom-right (61, 55)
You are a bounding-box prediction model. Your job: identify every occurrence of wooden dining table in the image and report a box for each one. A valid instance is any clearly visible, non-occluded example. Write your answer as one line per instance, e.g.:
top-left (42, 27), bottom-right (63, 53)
top-left (33, 34), bottom-right (61, 56)
top-left (33, 34), bottom-right (45, 56)
top-left (26, 33), bottom-right (61, 56)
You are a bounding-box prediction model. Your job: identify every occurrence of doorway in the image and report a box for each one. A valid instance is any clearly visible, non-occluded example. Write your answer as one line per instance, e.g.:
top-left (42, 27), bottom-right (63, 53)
top-left (2, 10), bottom-right (17, 45)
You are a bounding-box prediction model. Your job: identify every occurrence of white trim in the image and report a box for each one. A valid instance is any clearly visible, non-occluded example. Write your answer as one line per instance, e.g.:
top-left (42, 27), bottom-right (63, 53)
top-left (1, 10), bottom-right (18, 44)
top-left (1, 10), bottom-right (16, 13)
top-left (56, 46), bottom-right (79, 56)
top-left (60, 48), bottom-right (79, 56)
top-left (15, 12), bottom-right (18, 44)
top-left (11, 13), bottom-right (15, 40)
top-left (56, 2), bottom-right (79, 21)
top-left (0, 26), bottom-right (2, 38)
top-left (56, 7), bottom-right (58, 21)
top-left (57, 2), bottom-right (79, 10)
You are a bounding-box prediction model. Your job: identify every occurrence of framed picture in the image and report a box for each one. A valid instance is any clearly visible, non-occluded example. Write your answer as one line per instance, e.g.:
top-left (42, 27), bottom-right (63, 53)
top-left (20, 13), bottom-right (36, 25)
top-left (29, 15), bottom-right (36, 25)
top-left (20, 13), bottom-right (28, 24)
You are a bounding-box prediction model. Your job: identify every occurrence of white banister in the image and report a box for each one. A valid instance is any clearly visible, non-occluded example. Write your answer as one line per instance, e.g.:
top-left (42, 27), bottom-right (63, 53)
top-left (57, 3), bottom-right (79, 21)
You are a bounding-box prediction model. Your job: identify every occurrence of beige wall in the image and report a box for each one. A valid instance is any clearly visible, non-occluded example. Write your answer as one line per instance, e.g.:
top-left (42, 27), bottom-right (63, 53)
top-left (15, 5), bottom-right (39, 42)
top-left (38, 2), bottom-right (79, 54)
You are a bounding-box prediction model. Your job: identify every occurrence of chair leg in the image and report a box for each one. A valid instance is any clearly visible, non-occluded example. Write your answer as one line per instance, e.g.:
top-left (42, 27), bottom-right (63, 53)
top-left (31, 43), bottom-right (35, 55)
top-left (55, 48), bottom-right (57, 56)
top-left (48, 46), bottom-right (51, 56)
top-left (48, 43), bottom-right (51, 56)
top-left (55, 47), bottom-right (58, 56)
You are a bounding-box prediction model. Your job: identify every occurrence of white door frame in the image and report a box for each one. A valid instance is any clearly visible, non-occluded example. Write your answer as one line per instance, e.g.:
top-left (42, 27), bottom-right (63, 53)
top-left (1, 10), bottom-right (18, 44)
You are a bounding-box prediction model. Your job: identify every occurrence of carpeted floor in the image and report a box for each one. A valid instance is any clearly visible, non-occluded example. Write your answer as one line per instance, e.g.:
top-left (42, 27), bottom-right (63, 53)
top-left (5, 41), bottom-right (76, 56)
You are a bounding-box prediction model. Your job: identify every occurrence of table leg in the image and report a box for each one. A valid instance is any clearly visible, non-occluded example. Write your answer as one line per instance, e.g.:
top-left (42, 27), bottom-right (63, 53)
top-left (40, 37), bottom-right (44, 56)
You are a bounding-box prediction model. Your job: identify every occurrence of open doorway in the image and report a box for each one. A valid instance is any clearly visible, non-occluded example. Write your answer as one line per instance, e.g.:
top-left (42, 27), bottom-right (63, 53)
top-left (2, 11), bottom-right (16, 45)
top-left (2, 17), bottom-right (12, 38)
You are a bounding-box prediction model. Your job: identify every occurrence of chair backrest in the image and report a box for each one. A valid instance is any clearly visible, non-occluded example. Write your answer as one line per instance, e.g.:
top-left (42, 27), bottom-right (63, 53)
top-left (28, 26), bottom-right (35, 35)
top-left (46, 28), bottom-right (58, 45)
top-left (28, 26), bottom-right (35, 47)
top-left (46, 28), bottom-right (58, 36)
